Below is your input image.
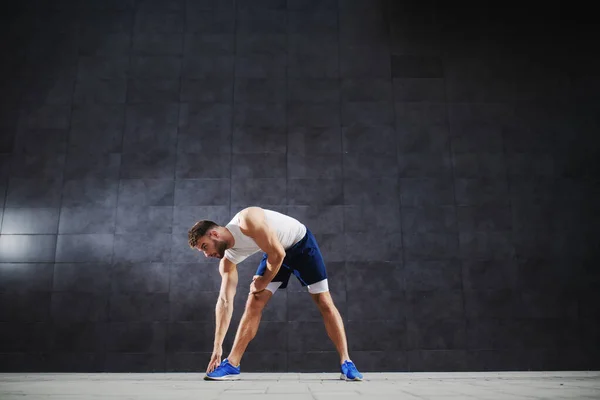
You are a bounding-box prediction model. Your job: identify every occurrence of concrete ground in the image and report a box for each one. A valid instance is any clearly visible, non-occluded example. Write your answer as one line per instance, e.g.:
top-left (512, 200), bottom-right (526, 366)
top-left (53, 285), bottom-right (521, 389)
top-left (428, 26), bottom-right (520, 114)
top-left (0, 371), bottom-right (599, 400)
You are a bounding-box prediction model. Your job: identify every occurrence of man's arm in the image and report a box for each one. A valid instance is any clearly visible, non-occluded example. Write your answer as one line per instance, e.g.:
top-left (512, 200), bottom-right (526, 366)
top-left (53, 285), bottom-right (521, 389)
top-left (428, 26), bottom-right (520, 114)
top-left (240, 207), bottom-right (286, 286)
top-left (214, 256), bottom-right (238, 349)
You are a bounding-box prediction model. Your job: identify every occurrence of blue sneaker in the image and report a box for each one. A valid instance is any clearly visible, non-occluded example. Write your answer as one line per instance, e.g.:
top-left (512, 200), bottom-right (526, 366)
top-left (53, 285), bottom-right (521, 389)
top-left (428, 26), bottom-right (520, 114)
top-left (204, 359), bottom-right (241, 381)
top-left (340, 360), bottom-right (363, 381)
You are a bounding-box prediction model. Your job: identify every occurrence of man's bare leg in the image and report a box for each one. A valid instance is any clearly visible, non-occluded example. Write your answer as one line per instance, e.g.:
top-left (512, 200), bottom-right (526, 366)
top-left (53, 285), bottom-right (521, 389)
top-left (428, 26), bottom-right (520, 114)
top-left (311, 291), bottom-right (350, 364)
top-left (227, 289), bottom-right (273, 366)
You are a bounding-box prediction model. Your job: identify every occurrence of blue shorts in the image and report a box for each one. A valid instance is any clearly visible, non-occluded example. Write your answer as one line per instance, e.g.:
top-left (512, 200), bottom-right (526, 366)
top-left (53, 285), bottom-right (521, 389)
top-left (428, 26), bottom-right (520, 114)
top-left (255, 229), bottom-right (328, 294)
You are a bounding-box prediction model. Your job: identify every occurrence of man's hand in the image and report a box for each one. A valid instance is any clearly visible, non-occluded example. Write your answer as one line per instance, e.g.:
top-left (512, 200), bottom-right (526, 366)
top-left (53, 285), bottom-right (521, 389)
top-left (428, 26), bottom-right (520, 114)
top-left (249, 275), bottom-right (267, 294)
top-left (206, 346), bottom-right (222, 373)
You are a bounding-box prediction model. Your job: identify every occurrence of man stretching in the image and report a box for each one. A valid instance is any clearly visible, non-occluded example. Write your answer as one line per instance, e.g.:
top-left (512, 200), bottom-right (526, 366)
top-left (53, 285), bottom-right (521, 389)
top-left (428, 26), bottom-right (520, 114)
top-left (188, 206), bottom-right (363, 381)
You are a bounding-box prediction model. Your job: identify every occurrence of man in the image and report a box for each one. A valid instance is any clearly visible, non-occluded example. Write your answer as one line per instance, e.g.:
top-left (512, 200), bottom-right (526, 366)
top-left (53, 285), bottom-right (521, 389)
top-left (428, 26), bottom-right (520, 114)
top-left (188, 206), bottom-right (363, 381)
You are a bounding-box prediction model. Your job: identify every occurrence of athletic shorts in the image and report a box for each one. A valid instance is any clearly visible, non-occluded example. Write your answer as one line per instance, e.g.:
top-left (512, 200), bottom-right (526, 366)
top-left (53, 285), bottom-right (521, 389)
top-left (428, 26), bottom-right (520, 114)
top-left (255, 228), bottom-right (329, 294)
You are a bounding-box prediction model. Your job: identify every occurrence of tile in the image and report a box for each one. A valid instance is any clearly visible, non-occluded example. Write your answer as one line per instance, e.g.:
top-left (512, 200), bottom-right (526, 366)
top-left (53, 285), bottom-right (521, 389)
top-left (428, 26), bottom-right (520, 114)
top-left (134, 10), bottom-right (184, 33)
top-left (403, 232), bottom-right (459, 259)
top-left (288, 103), bottom-right (340, 127)
top-left (452, 153), bottom-right (506, 178)
top-left (232, 154), bottom-right (287, 179)
top-left (234, 78), bottom-right (285, 103)
top-left (50, 322), bottom-right (107, 352)
top-left (130, 56), bottom-right (182, 79)
top-left (395, 103), bottom-right (449, 154)
top-left (458, 231), bottom-right (515, 260)
top-left (77, 55), bottom-right (129, 80)
top-left (109, 293), bottom-right (169, 321)
top-left (343, 204), bottom-right (401, 233)
top-left (231, 178), bottom-right (285, 206)
top-left (113, 233), bottom-right (172, 263)
top-left (64, 153), bottom-right (121, 180)
top-left (233, 127), bottom-right (286, 154)
top-left (55, 234), bottom-right (114, 263)
top-left (10, 153), bottom-right (65, 180)
top-left (0, 263), bottom-right (54, 292)
top-left (0, 235), bottom-right (56, 263)
top-left (167, 321), bottom-right (215, 352)
top-left (236, 9), bottom-right (287, 34)
top-left (406, 289), bottom-right (464, 321)
top-left (5, 178), bottom-right (63, 207)
top-left (51, 292), bottom-right (108, 322)
top-left (340, 43), bottom-right (391, 78)
top-left (118, 179), bottom-right (174, 206)
top-left (341, 78), bottom-right (393, 102)
top-left (457, 206), bottom-right (512, 231)
top-left (13, 129), bottom-right (68, 154)
top-left (179, 103), bottom-right (232, 134)
top-left (288, 321), bottom-right (332, 352)
top-left (176, 153), bottom-right (231, 179)
top-left (398, 153), bottom-right (453, 178)
top-left (235, 53), bottom-right (286, 79)
top-left (111, 262), bottom-right (170, 293)
top-left (404, 260), bottom-right (462, 290)
top-left (182, 55), bottom-right (234, 78)
top-left (345, 232), bottom-right (403, 262)
top-left (344, 178), bottom-right (399, 205)
top-left (347, 320), bottom-right (406, 351)
top-left (287, 179), bottom-right (343, 206)
top-left (184, 33), bottom-right (234, 55)
top-left (120, 150), bottom-right (177, 179)
top-left (454, 178), bottom-right (509, 206)
top-left (58, 206), bottom-right (116, 234)
top-left (287, 79), bottom-right (340, 103)
top-left (1, 208), bottom-right (60, 234)
top-left (170, 262), bottom-right (222, 293)
top-left (341, 101), bottom-right (394, 126)
top-left (127, 79), bottom-right (180, 104)
top-left (132, 33), bottom-right (183, 55)
top-left (343, 153), bottom-right (398, 178)
top-left (174, 179), bottom-right (230, 206)
top-left (181, 78), bottom-right (232, 102)
top-left (61, 178), bottom-right (119, 207)
top-left (0, 322), bottom-right (52, 351)
top-left (401, 206), bottom-right (457, 234)
top-left (342, 124), bottom-right (396, 154)
top-left (393, 78), bottom-right (445, 102)
top-left (115, 206), bottom-right (173, 234)
top-left (105, 322), bottom-right (166, 352)
top-left (287, 206), bottom-right (344, 234)
top-left (170, 290), bottom-right (221, 322)
top-left (462, 259), bottom-right (518, 291)
top-left (288, 10), bottom-right (338, 34)
top-left (123, 104), bottom-right (179, 152)
top-left (73, 78), bottom-right (127, 104)
top-left (185, 10), bottom-right (235, 34)
top-left (287, 154), bottom-right (342, 179)
top-left (53, 263), bottom-right (112, 292)
top-left (407, 318), bottom-right (466, 350)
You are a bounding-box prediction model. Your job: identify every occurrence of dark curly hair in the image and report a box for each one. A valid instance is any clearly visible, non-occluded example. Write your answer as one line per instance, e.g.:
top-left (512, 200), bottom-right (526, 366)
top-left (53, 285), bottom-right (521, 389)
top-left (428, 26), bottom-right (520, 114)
top-left (188, 220), bottom-right (219, 248)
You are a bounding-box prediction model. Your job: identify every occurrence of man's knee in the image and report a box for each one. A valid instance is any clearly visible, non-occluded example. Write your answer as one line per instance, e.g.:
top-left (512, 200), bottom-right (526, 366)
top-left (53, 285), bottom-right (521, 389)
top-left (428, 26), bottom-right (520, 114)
top-left (246, 290), bottom-right (271, 313)
top-left (312, 292), bottom-right (335, 313)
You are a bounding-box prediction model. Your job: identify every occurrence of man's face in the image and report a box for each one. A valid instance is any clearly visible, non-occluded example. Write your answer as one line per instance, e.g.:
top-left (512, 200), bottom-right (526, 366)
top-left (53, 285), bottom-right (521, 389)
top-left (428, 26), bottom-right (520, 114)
top-left (196, 233), bottom-right (227, 259)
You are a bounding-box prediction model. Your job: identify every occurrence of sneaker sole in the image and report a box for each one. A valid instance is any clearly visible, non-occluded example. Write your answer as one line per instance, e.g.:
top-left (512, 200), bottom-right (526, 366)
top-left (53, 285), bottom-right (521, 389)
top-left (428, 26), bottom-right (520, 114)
top-left (204, 374), bottom-right (240, 381)
top-left (340, 373), bottom-right (363, 381)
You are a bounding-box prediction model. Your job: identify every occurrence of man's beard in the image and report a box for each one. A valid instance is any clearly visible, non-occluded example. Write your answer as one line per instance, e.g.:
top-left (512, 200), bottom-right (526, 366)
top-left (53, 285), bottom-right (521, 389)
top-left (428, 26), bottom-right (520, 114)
top-left (214, 239), bottom-right (227, 258)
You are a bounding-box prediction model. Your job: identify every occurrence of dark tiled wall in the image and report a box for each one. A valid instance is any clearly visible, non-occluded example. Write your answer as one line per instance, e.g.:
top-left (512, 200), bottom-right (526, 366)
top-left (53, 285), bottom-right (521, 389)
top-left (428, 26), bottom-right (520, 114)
top-left (0, 0), bottom-right (598, 372)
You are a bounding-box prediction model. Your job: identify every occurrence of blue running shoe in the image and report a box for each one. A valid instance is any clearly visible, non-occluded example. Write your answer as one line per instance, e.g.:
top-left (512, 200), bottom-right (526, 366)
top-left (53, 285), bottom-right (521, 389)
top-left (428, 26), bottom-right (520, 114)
top-left (340, 360), bottom-right (363, 381)
top-left (204, 359), bottom-right (241, 381)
